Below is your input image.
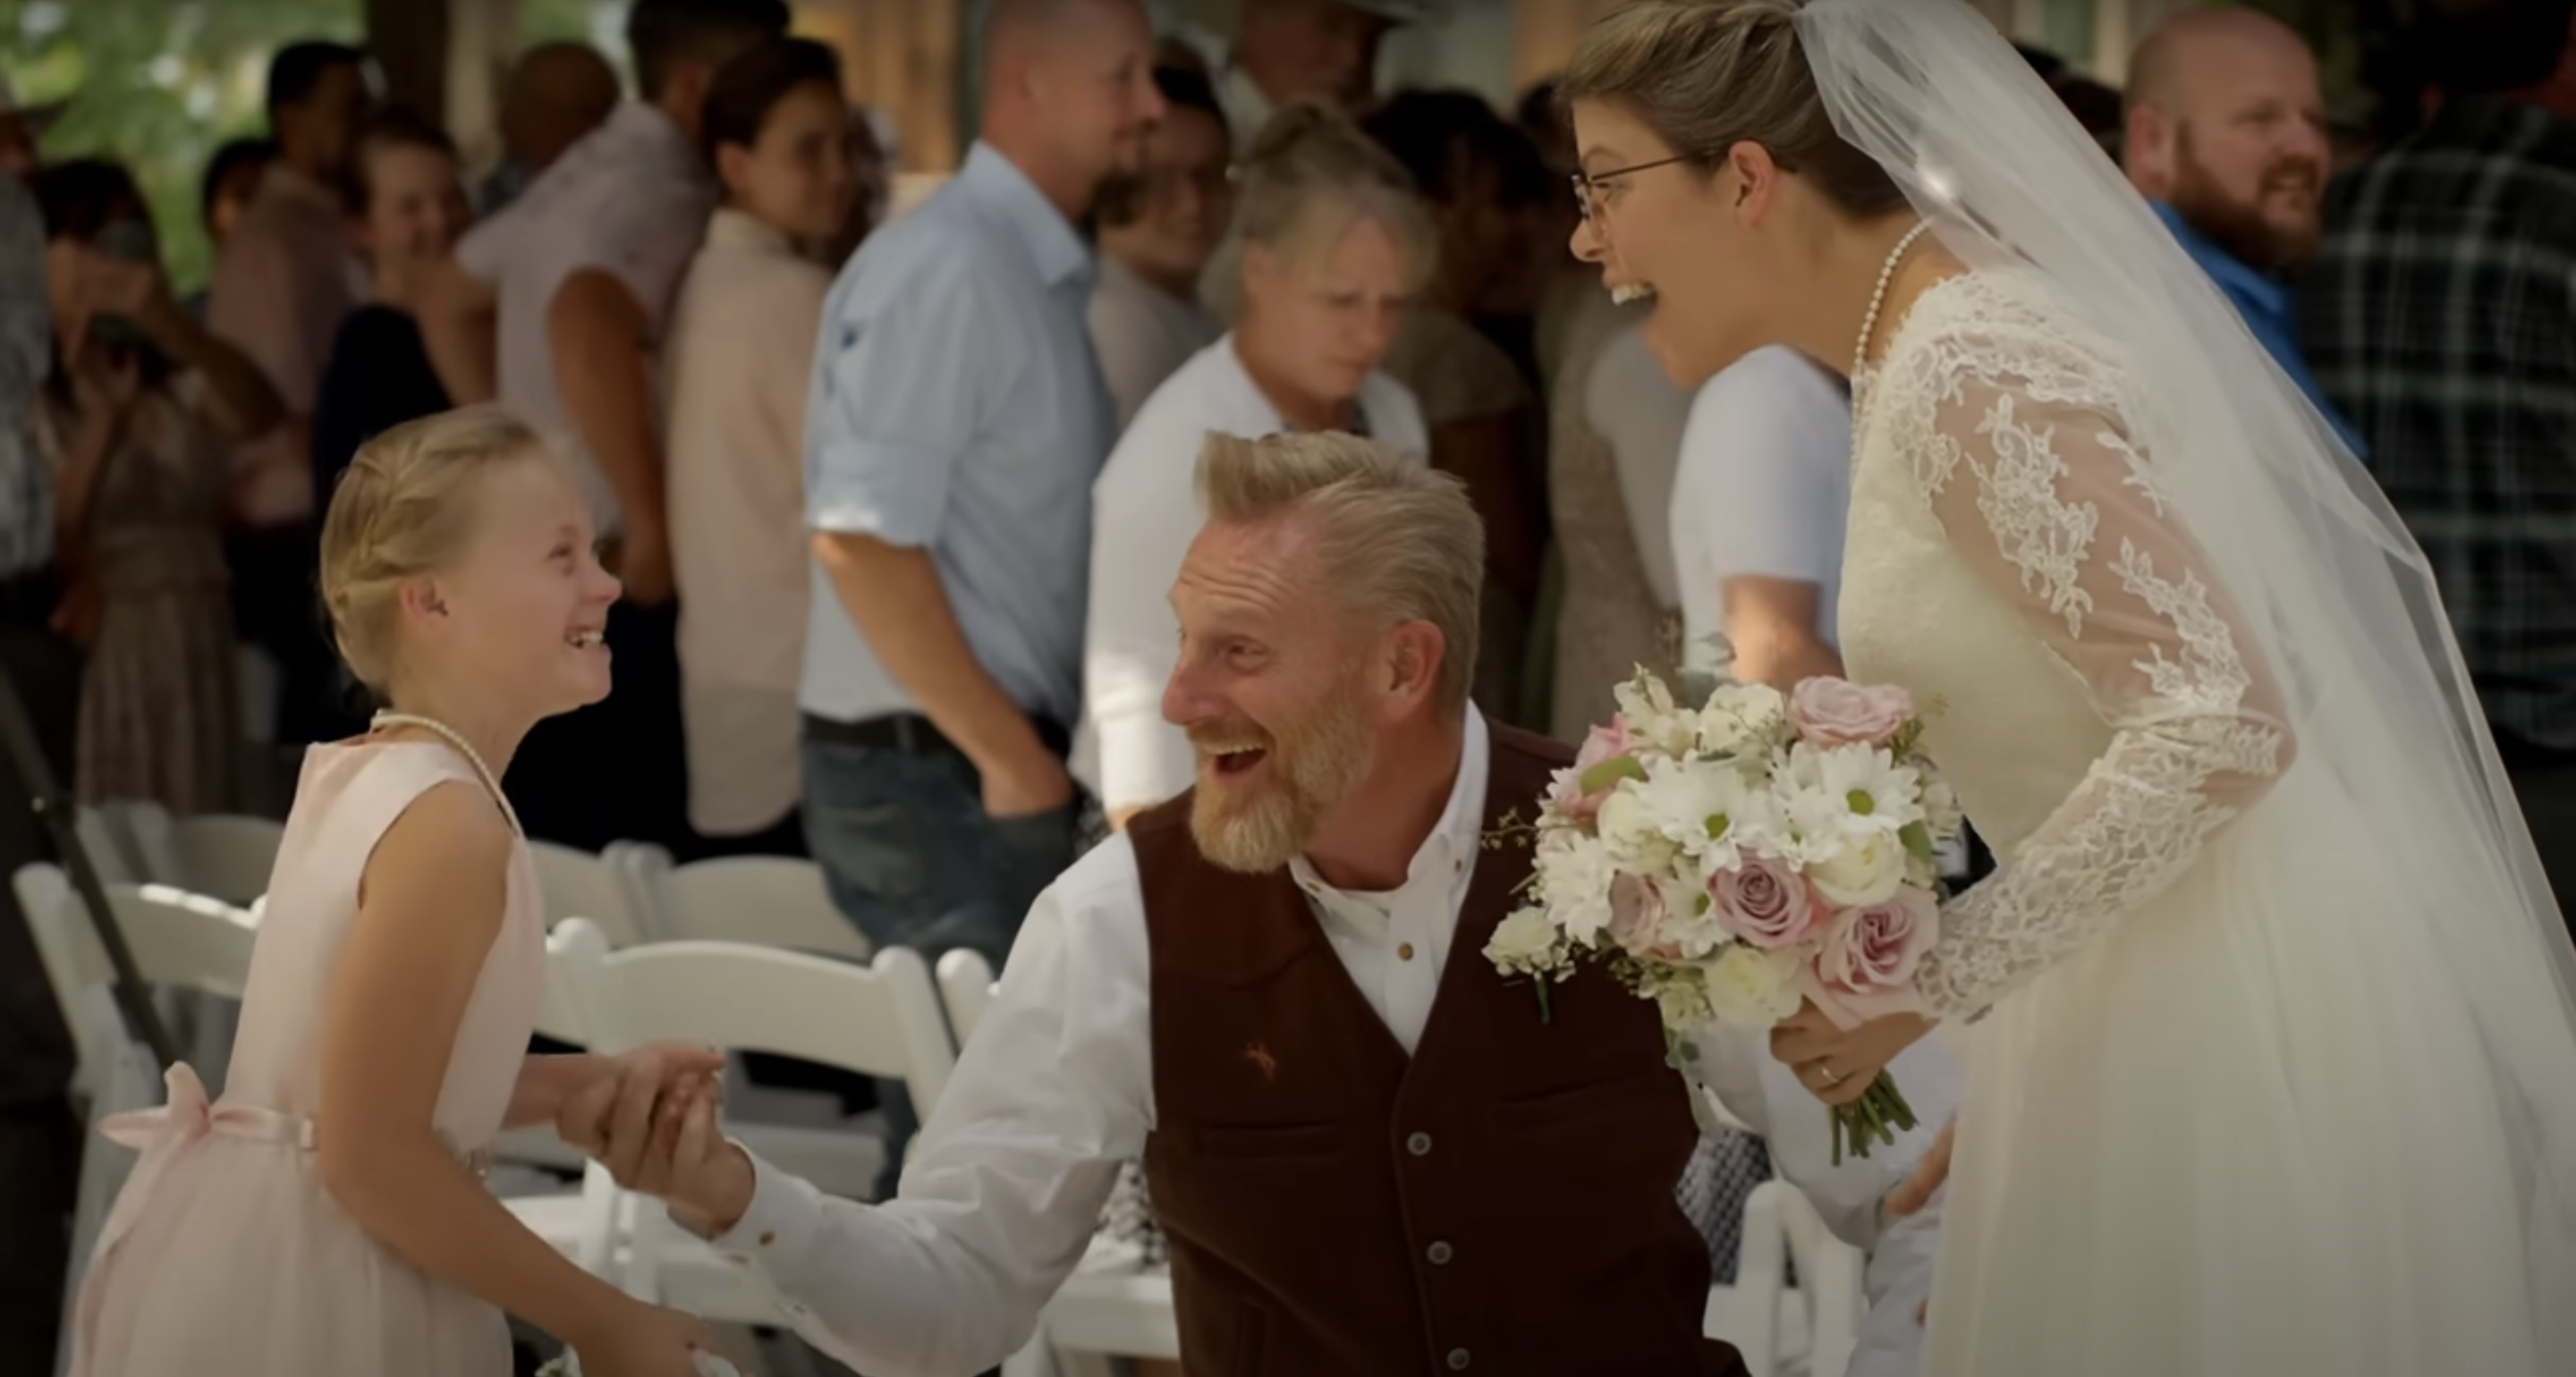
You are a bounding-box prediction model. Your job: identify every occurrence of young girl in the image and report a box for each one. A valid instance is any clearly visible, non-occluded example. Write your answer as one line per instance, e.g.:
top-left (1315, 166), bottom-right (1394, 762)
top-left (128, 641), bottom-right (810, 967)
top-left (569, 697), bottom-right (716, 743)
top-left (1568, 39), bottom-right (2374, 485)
top-left (68, 406), bottom-right (724, 1377)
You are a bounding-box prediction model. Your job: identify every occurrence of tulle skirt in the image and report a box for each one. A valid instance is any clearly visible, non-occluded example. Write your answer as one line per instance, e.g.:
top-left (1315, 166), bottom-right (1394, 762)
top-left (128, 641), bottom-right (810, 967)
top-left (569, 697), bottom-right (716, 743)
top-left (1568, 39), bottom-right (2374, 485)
top-left (70, 1134), bottom-right (510, 1377)
top-left (1921, 770), bottom-right (2566, 1376)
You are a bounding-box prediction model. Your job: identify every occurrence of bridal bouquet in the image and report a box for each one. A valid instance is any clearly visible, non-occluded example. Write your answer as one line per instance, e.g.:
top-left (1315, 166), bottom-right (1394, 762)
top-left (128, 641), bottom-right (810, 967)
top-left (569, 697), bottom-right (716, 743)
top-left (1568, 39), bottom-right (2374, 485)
top-left (1484, 670), bottom-right (1962, 1162)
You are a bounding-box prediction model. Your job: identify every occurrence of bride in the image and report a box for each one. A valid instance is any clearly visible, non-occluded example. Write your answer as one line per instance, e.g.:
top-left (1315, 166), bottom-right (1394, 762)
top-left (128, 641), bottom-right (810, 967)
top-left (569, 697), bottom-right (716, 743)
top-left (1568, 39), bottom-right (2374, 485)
top-left (1556, 1), bottom-right (2576, 1373)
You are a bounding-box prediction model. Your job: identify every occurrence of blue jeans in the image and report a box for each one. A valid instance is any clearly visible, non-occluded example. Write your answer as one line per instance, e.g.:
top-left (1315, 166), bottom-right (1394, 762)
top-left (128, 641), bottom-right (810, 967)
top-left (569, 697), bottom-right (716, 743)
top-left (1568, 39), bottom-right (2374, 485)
top-left (801, 732), bottom-right (1079, 1195)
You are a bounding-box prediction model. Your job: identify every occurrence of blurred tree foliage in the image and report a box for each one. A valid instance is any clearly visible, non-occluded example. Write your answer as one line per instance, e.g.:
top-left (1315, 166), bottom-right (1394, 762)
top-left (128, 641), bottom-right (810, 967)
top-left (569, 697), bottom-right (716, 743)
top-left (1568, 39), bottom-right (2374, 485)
top-left (1, 0), bottom-right (363, 293)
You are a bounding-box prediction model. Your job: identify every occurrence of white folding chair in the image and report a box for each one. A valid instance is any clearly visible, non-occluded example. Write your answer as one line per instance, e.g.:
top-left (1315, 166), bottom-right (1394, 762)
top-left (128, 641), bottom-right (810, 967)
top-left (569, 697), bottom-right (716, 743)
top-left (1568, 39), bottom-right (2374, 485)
top-left (933, 948), bottom-right (995, 1048)
top-left (530, 840), bottom-right (660, 948)
top-left (72, 807), bottom-right (137, 886)
top-left (29, 877), bottom-right (259, 1373)
top-left (496, 919), bottom-right (629, 1280)
top-left (621, 848), bottom-right (869, 960)
top-left (162, 812), bottom-right (286, 907)
top-left (561, 929), bottom-right (957, 1323)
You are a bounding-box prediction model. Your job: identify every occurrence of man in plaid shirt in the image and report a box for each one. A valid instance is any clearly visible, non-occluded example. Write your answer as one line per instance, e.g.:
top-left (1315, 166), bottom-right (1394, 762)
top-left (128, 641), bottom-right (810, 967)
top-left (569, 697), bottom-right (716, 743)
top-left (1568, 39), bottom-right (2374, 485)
top-left (2301, 0), bottom-right (2576, 925)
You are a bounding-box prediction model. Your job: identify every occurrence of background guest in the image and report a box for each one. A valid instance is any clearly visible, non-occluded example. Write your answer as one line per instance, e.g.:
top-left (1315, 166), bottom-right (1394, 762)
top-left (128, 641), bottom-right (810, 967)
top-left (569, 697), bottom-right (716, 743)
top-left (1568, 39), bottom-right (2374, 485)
top-left (1083, 101), bottom-right (1431, 829)
top-left (1543, 290), bottom-right (1689, 736)
top-left (184, 139), bottom-right (274, 323)
top-left (206, 40), bottom-right (375, 754)
top-left (796, 0), bottom-right (1160, 1191)
top-left (479, 40), bottom-right (623, 214)
top-left (1364, 89), bottom-right (1546, 726)
top-left (313, 116), bottom-right (473, 505)
top-left (1089, 64), bottom-right (1231, 430)
top-left (36, 159), bottom-right (282, 814)
top-left (665, 37), bottom-right (854, 857)
top-left (2123, 7), bottom-right (2357, 450)
top-left (1216, 0), bottom-right (1415, 155)
top-left (2302, 0), bottom-right (2576, 928)
top-left (435, 0), bottom-right (792, 855)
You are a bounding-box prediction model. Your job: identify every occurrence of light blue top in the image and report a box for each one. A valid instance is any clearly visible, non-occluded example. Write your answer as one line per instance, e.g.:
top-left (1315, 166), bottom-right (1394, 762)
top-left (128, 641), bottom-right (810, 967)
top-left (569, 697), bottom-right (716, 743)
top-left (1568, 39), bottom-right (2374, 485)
top-left (2150, 200), bottom-right (2365, 457)
top-left (799, 143), bottom-right (1115, 729)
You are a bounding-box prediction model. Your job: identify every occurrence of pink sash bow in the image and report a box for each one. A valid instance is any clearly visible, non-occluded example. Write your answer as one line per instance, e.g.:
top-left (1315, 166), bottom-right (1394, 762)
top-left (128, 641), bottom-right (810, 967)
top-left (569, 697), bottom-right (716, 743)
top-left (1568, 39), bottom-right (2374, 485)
top-left (66, 1063), bottom-right (315, 1375)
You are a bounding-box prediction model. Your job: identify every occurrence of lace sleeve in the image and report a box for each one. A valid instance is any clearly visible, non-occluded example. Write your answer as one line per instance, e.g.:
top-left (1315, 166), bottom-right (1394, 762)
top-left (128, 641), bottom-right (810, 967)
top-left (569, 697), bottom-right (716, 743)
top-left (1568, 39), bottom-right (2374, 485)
top-left (1897, 335), bottom-right (2298, 1020)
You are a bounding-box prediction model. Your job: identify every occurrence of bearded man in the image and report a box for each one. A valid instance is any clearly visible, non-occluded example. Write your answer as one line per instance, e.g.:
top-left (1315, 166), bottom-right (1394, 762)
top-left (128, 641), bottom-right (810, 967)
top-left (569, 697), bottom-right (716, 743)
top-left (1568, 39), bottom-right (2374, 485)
top-left (561, 432), bottom-right (1751, 1377)
top-left (2123, 6), bottom-right (2364, 453)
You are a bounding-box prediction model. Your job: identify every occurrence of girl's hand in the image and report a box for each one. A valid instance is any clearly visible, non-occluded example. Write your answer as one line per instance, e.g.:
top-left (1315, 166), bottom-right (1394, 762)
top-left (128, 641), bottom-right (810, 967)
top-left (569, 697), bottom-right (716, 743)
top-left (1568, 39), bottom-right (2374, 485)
top-left (70, 346), bottom-right (142, 425)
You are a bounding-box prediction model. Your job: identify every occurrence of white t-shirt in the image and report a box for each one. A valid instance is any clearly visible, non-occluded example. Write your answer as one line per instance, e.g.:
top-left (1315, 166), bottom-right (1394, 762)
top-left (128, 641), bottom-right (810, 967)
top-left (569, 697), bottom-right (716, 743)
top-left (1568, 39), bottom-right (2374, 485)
top-left (1076, 334), bottom-right (1428, 812)
top-left (1669, 347), bottom-right (1855, 674)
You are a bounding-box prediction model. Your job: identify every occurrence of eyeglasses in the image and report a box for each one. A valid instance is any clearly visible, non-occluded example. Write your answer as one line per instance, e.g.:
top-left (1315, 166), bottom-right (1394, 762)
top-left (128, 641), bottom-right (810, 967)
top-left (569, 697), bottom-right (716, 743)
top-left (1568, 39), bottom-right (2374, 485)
top-left (1570, 155), bottom-right (1690, 222)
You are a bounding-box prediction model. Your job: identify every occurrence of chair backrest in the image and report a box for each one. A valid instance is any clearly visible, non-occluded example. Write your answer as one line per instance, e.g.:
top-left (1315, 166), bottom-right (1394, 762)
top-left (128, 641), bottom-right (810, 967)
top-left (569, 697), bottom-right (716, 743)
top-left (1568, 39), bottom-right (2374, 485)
top-left (564, 933), bottom-right (957, 1111)
top-left (933, 948), bottom-right (996, 1048)
top-left (14, 863), bottom-right (84, 1071)
top-left (73, 807), bottom-right (135, 886)
top-left (105, 799), bottom-right (181, 885)
top-left (538, 917), bottom-right (610, 1046)
top-left (66, 884), bottom-right (260, 998)
top-left (630, 851), bottom-right (869, 960)
top-left (530, 840), bottom-right (656, 948)
top-left (167, 813), bottom-right (286, 906)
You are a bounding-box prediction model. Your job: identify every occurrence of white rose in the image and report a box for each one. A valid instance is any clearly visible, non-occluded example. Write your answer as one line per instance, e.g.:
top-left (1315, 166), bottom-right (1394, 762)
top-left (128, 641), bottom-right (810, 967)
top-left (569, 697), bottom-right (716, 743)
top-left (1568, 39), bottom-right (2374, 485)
top-left (1486, 908), bottom-right (1563, 971)
top-left (1596, 787), bottom-right (1679, 874)
top-left (1808, 829), bottom-right (1910, 908)
top-left (1697, 682), bottom-right (1788, 755)
top-left (1704, 945), bottom-right (1805, 1027)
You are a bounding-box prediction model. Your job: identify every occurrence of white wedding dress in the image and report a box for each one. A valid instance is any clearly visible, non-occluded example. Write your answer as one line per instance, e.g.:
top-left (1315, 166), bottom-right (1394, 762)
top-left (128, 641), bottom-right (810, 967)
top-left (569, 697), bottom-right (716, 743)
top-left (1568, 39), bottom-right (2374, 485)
top-left (1839, 267), bottom-right (2560, 1376)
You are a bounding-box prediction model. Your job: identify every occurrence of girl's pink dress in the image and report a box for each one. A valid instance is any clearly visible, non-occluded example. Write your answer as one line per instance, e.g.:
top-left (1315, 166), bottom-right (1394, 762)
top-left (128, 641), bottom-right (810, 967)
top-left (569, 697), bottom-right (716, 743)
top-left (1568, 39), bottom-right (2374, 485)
top-left (68, 741), bottom-right (545, 1375)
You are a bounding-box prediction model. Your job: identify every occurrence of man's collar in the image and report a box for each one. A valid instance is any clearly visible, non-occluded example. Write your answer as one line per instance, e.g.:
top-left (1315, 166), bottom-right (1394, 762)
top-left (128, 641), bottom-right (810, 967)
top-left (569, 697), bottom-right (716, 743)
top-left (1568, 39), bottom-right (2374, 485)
top-left (1289, 707), bottom-right (1490, 904)
top-left (959, 141), bottom-right (1092, 289)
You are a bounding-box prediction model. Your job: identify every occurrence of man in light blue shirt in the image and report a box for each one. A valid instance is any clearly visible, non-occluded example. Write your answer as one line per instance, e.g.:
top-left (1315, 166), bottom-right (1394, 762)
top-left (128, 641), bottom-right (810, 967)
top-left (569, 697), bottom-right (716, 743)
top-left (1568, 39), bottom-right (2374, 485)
top-left (2123, 7), bottom-right (2365, 455)
top-left (797, 0), bottom-right (1164, 1169)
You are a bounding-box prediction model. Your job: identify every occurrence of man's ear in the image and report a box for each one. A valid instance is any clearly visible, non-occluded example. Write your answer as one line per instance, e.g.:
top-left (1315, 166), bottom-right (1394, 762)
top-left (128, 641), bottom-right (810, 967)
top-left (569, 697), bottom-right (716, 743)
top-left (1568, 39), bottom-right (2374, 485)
top-left (1380, 621), bottom-right (1447, 716)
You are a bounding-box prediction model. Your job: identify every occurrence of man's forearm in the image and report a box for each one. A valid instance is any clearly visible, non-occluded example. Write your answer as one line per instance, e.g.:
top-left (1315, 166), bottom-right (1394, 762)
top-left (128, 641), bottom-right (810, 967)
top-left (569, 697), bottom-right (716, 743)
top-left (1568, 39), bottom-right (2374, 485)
top-left (548, 271), bottom-right (665, 535)
top-left (814, 532), bottom-right (1052, 773)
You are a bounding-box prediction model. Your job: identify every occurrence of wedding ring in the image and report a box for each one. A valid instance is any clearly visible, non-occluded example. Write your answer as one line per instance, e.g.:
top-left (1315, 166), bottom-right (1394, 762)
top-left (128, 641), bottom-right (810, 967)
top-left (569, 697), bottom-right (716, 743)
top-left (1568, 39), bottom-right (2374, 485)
top-left (1817, 1060), bottom-right (1844, 1087)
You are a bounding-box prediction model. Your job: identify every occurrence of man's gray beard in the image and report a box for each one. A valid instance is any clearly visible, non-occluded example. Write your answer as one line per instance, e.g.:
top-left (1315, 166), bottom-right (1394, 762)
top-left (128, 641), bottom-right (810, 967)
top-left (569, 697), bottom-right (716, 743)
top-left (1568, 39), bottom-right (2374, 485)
top-left (1191, 687), bottom-right (1373, 874)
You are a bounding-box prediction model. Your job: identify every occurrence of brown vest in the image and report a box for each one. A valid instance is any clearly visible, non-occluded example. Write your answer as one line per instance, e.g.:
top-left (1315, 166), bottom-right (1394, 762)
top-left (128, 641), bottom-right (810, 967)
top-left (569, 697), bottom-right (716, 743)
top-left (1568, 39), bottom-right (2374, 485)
top-left (1132, 725), bottom-right (1743, 1377)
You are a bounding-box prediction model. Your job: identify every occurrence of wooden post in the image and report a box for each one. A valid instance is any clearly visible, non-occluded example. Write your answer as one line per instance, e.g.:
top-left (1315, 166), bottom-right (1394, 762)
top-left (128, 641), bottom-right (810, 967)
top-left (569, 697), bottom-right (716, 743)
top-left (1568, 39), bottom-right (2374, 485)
top-left (799, 0), bottom-right (967, 173)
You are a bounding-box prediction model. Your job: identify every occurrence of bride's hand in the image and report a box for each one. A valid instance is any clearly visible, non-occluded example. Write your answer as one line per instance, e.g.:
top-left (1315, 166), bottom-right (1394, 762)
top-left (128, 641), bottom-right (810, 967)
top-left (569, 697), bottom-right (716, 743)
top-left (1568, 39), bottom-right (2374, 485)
top-left (570, 1299), bottom-right (717, 1377)
top-left (1769, 999), bottom-right (1931, 1106)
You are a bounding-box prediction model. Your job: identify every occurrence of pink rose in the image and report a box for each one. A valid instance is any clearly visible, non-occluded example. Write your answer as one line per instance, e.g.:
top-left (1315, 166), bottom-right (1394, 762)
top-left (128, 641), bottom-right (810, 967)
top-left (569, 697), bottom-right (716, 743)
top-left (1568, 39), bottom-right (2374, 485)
top-left (1708, 854), bottom-right (1830, 950)
top-left (1606, 873), bottom-right (1682, 961)
top-left (1799, 888), bottom-right (1940, 1029)
top-left (1550, 714), bottom-right (1637, 823)
top-left (1788, 677), bottom-right (1917, 748)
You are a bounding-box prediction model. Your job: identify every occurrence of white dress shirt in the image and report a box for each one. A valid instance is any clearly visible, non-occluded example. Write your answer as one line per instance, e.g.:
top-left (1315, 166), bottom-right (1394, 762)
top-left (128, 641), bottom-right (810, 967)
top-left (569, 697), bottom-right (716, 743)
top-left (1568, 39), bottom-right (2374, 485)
top-left (715, 708), bottom-right (1491, 1375)
top-left (455, 103), bottom-right (716, 536)
top-left (1075, 334), bottom-right (1427, 811)
top-left (710, 707), bottom-right (1948, 1376)
top-left (1670, 347), bottom-right (1854, 672)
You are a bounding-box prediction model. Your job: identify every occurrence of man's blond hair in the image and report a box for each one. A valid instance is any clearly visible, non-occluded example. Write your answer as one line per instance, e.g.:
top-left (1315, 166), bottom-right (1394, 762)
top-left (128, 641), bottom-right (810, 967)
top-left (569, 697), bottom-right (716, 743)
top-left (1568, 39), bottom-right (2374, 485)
top-left (1195, 431), bottom-right (1482, 717)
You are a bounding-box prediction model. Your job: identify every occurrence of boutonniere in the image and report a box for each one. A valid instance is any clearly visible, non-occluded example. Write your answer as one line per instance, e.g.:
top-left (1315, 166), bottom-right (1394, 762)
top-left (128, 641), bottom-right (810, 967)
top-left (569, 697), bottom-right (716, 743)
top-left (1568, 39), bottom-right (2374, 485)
top-left (1479, 807), bottom-right (1572, 1025)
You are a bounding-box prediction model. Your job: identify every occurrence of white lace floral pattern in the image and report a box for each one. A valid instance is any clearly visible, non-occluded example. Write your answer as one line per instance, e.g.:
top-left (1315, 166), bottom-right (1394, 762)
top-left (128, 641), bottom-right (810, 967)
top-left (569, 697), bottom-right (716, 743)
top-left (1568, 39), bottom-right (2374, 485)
top-left (1859, 275), bottom-right (2296, 1019)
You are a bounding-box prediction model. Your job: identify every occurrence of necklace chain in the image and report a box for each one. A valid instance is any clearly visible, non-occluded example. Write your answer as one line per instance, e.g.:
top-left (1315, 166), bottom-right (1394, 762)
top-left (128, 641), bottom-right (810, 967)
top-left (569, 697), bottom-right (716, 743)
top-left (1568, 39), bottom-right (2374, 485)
top-left (1852, 220), bottom-right (1934, 378)
top-left (369, 712), bottom-right (522, 837)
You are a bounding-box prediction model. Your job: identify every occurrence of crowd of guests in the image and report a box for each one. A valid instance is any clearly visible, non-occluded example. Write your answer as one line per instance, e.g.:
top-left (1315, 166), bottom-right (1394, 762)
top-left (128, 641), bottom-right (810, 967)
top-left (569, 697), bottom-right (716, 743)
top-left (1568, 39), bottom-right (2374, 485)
top-left (0, 0), bottom-right (2572, 1367)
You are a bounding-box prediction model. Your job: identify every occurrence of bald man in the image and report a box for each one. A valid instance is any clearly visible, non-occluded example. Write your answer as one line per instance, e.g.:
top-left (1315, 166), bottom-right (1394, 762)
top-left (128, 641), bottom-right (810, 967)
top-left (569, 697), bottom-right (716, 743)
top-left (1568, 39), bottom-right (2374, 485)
top-left (2124, 7), bottom-right (2360, 451)
top-left (479, 41), bottom-right (621, 212)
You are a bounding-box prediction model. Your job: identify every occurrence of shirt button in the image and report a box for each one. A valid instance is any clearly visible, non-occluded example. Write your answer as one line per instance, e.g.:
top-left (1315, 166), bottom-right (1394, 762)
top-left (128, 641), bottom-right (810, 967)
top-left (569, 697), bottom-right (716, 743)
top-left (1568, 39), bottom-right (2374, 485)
top-left (1447, 1348), bottom-right (1471, 1370)
top-left (1407, 1131), bottom-right (1433, 1156)
top-left (1397, 942), bottom-right (1415, 961)
top-left (1427, 1240), bottom-right (1453, 1264)
top-left (759, 1230), bottom-right (777, 1247)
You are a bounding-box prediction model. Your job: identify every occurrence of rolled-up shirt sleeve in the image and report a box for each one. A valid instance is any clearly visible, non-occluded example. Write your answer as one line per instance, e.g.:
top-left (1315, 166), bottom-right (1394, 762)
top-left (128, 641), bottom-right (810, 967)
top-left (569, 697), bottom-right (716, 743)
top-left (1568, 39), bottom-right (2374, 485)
top-left (804, 257), bottom-right (1006, 549)
top-left (710, 840), bottom-right (1155, 1375)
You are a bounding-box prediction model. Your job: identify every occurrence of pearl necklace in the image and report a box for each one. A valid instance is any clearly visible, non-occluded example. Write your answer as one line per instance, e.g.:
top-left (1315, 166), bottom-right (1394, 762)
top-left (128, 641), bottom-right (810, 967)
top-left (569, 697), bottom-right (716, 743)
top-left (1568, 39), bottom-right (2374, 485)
top-left (1851, 219), bottom-right (1934, 378)
top-left (370, 712), bottom-right (522, 837)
